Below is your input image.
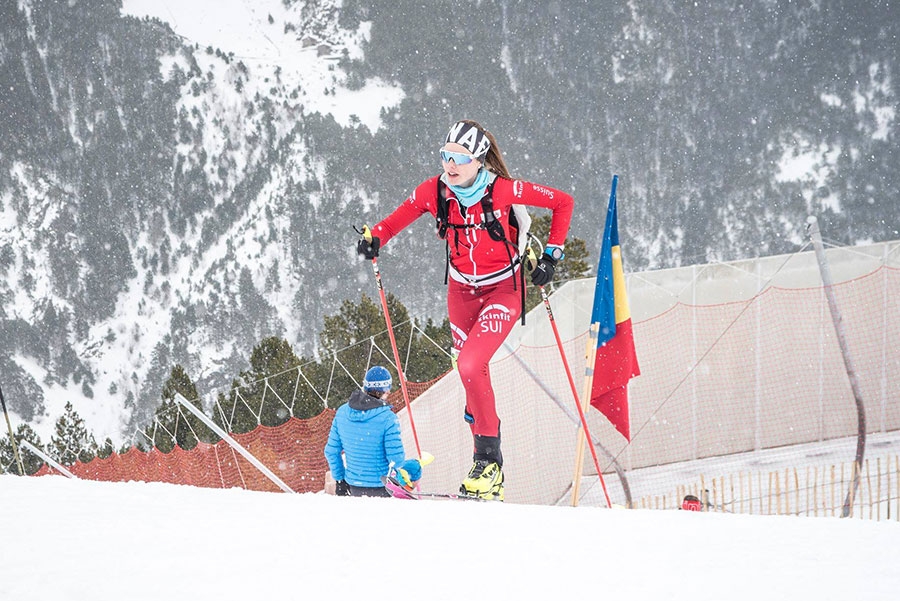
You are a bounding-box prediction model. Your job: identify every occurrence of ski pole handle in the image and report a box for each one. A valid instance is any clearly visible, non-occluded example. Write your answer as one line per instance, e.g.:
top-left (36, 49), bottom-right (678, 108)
top-left (525, 246), bottom-right (538, 272)
top-left (362, 224), bottom-right (373, 243)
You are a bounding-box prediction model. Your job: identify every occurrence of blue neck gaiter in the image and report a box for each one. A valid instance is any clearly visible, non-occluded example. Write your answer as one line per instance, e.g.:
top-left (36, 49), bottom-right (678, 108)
top-left (446, 169), bottom-right (492, 207)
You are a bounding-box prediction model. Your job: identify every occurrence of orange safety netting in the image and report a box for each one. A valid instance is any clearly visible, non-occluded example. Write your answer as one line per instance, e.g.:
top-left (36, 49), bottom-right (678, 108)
top-left (33, 378), bottom-right (443, 492)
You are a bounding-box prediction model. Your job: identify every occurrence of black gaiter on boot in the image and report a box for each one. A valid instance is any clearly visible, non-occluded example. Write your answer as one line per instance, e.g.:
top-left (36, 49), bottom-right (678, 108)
top-left (473, 434), bottom-right (503, 467)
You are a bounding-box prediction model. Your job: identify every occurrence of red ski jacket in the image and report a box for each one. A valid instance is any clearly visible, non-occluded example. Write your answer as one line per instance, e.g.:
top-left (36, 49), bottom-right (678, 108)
top-left (372, 174), bottom-right (574, 285)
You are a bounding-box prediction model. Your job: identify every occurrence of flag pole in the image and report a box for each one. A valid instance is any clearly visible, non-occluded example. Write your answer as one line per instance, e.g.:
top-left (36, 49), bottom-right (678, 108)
top-left (571, 323), bottom-right (601, 506)
top-left (571, 174), bottom-right (619, 507)
top-left (537, 282), bottom-right (610, 508)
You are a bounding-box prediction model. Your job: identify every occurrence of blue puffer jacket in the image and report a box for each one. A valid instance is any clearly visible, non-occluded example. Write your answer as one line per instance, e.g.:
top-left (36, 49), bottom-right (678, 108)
top-left (324, 390), bottom-right (407, 488)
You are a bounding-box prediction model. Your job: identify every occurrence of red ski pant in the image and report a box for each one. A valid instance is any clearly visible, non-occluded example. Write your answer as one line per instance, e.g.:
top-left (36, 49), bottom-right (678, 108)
top-left (447, 276), bottom-right (521, 438)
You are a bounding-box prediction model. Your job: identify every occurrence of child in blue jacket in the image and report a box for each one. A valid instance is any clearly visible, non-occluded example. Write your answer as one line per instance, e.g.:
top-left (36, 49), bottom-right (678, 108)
top-left (324, 366), bottom-right (422, 497)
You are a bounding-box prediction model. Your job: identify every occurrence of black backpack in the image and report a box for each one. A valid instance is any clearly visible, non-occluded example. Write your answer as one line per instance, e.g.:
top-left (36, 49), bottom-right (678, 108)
top-left (435, 179), bottom-right (531, 324)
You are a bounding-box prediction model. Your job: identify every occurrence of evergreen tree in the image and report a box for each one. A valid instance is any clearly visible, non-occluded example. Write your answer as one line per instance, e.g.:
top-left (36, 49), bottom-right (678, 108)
top-left (212, 386), bottom-right (248, 434)
top-left (318, 293), bottom-right (409, 408)
top-left (246, 337), bottom-right (305, 425)
top-left (152, 364), bottom-right (215, 452)
top-left (289, 355), bottom-right (333, 420)
top-left (213, 337), bottom-right (310, 433)
top-left (524, 214), bottom-right (592, 313)
top-left (96, 437), bottom-right (115, 459)
top-left (0, 423), bottom-right (44, 475)
top-left (316, 294), bottom-right (456, 407)
top-left (49, 402), bottom-right (97, 466)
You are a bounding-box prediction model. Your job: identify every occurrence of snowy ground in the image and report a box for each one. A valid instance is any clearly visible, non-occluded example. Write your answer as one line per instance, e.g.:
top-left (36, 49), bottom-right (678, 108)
top-left (0, 474), bottom-right (897, 601)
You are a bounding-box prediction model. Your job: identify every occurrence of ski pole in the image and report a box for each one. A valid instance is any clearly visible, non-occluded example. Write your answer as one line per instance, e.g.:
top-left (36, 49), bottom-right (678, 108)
top-left (359, 225), bottom-right (422, 458)
top-left (0, 381), bottom-right (25, 475)
top-left (528, 246), bottom-right (612, 508)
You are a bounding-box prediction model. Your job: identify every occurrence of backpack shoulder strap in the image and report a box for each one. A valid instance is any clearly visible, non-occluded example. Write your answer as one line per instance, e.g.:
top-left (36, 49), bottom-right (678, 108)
top-left (509, 204), bottom-right (532, 256)
top-left (436, 178), bottom-right (449, 238)
top-left (478, 182), bottom-right (500, 233)
top-left (436, 179), bottom-right (451, 284)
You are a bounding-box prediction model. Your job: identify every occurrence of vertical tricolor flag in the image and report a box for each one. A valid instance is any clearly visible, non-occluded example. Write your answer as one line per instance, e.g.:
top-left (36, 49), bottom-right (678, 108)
top-left (589, 176), bottom-right (640, 440)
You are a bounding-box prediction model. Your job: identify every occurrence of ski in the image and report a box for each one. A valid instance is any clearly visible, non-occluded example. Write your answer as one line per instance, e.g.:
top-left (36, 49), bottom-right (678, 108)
top-left (382, 476), bottom-right (485, 502)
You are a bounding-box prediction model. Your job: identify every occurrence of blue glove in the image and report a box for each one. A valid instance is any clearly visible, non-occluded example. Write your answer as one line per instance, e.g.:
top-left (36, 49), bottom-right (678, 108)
top-left (395, 459), bottom-right (422, 488)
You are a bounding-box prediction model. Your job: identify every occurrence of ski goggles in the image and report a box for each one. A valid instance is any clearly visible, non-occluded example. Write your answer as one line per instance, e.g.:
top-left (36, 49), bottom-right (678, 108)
top-left (439, 149), bottom-right (477, 165)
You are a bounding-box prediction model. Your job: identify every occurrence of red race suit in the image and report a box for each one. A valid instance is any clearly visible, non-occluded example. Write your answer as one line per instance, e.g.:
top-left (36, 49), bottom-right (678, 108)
top-left (372, 174), bottom-right (573, 437)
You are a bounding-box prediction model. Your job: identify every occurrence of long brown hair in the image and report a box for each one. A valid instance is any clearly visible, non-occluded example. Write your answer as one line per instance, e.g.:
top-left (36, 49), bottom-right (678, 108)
top-left (458, 119), bottom-right (513, 180)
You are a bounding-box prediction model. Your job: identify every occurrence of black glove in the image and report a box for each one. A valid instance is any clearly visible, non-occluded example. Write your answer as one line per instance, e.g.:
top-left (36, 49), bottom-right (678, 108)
top-left (531, 254), bottom-right (557, 286)
top-left (335, 480), bottom-right (351, 496)
top-left (357, 236), bottom-right (380, 259)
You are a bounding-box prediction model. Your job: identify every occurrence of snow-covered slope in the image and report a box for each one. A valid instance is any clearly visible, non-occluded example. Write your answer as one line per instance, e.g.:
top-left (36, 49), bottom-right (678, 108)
top-left (1, 474), bottom-right (898, 600)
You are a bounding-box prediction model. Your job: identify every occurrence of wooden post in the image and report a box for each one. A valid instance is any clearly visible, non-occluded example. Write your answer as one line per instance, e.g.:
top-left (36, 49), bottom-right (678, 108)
top-left (865, 459), bottom-right (872, 520)
top-left (727, 475), bottom-right (733, 514)
top-left (775, 471), bottom-right (783, 515)
top-left (783, 468), bottom-right (789, 515)
top-left (846, 462), bottom-right (855, 518)
top-left (805, 466), bottom-right (811, 517)
top-left (831, 464), bottom-right (836, 517)
top-left (749, 471), bottom-right (754, 515)
top-left (841, 462), bottom-right (845, 495)
top-left (876, 457), bottom-right (882, 522)
top-left (812, 466), bottom-right (818, 517)
top-left (808, 217), bottom-right (867, 517)
top-left (758, 471), bottom-right (764, 515)
top-left (859, 460), bottom-right (865, 519)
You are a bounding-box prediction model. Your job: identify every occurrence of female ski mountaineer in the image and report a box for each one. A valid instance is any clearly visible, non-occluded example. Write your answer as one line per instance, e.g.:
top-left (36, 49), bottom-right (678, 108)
top-left (356, 120), bottom-right (574, 500)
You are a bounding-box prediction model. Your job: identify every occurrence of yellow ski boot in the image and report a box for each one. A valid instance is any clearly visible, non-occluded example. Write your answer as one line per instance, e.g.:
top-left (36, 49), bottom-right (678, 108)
top-left (460, 460), bottom-right (504, 501)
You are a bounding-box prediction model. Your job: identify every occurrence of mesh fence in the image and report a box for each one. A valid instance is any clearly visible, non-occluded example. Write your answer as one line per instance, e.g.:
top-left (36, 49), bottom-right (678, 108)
top-left (396, 258), bottom-right (900, 511)
top-left (19, 242), bottom-right (900, 518)
top-left (34, 413), bottom-right (335, 492)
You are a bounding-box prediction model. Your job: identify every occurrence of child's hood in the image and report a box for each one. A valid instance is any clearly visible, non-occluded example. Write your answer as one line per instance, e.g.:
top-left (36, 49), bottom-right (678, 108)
top-left (346, 389), bottom-right (392, 422)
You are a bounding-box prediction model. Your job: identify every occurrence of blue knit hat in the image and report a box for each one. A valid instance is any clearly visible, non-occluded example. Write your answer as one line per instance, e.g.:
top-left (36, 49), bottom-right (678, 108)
top-left (363, 366), bottom-right (392, 393)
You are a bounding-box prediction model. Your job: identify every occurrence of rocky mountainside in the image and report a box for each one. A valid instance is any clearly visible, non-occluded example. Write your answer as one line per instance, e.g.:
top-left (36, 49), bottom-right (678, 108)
top-left (0, 0), bottom-right (896, 441)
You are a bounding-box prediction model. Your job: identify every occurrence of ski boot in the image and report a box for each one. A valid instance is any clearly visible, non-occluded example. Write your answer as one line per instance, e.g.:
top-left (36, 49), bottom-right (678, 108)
top-left (460, 459), bottom-right (504, 501)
